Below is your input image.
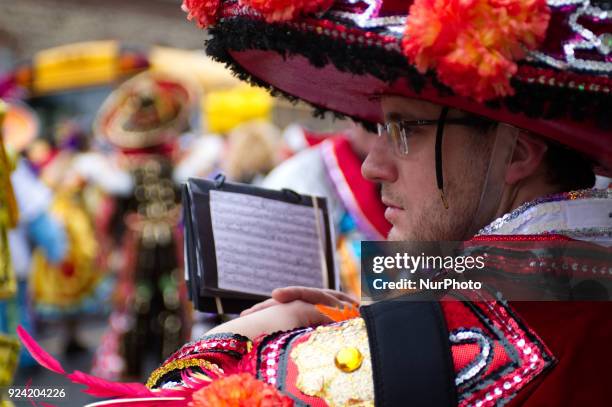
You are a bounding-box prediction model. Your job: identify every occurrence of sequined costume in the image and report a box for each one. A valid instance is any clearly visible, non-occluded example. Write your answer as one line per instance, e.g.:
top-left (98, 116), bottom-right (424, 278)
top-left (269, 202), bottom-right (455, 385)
top-left (90, 72), bottom-right (194, 380)
top-left (147, 0), bottom-right (612, 403)
top-left (16, 0), bottom-right (612, 405)
top-left (113, 155), bottom-right (187, 378)
top-left (148, 188), bottom-right (612, 406)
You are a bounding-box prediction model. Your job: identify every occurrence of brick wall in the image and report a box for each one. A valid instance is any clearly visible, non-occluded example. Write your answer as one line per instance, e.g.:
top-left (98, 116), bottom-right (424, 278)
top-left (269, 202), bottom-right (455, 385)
top-left (0, 0), bottom-right (203, 61)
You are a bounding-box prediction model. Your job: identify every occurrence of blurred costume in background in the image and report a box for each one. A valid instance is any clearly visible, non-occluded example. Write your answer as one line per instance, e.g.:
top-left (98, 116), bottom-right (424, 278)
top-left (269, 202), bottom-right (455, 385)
top-left (27, 121), bottom-right (108, 327)
top-left (0, 101), bottom-right (67, 366)
top-left (263, 124), bottom-right (390, 296)
top-left (277, 123), bottom-right (330, 160)
top-left (174, 85), bottom-right (279, 186)
top-left (61, 124), bottom-right (135, 282)
top-left (0, 100), bottom-right (21, 397)
top-left (91, 72), bottom-right (194, 380)
top-left (221, 120), bottom-right (282, 184)
top-left (203, 85), bottom-right (272, 138)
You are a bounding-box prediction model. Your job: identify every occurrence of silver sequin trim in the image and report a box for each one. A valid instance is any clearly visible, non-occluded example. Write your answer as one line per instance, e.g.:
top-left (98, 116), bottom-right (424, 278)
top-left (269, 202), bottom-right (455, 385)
top-left (478, 189), bottom-right (612, 236)
top-left (328, 0), bottom-right (406, 37)
top-left (529, 0), bottom-right (612, 73)
top-left (449, 329), bottom-right (493, 387)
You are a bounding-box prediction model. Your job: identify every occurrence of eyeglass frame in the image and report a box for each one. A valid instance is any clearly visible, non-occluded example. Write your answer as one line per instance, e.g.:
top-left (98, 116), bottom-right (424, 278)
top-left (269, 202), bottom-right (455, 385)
top-left (377, 117), bottom-right (492, 157)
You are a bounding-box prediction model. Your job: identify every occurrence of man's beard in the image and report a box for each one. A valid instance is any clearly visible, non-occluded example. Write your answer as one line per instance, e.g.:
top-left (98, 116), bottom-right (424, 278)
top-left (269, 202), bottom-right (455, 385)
top-left (385, 143), bottom-right (492, 241)
top-left (411, 178), bottom-right (483, 240)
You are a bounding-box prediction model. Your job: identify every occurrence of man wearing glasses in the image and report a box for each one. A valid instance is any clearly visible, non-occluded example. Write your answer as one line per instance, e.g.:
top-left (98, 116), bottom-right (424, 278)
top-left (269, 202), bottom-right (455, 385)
top-left (22, 0), bottom-right (611, 405)
top-left (144, 0), bottom-right (612, 405)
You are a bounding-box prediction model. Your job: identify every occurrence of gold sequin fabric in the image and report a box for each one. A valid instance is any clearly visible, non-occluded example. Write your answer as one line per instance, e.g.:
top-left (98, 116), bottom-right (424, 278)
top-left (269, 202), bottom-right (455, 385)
top-left (291, 318), bottom-right (374, 407)
top-left (146, 358), bottom-right (219, 389)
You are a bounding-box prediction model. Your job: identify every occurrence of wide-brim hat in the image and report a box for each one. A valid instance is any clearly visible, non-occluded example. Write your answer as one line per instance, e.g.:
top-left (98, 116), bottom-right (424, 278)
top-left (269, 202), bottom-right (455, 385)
top-left (182, 0), bottom-right (611, 174)
top-left (94, 71), bottom-right (196, 149)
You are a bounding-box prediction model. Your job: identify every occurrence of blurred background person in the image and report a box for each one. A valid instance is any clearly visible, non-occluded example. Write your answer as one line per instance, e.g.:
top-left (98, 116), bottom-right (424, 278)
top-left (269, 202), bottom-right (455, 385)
top-left (221, 120), bottom-right (282, 184)
top-left (90, 71), bottom-right (194, 380)
top-left (0, 101), bottom-right (67, 369)
top-left (26, 120), bottom-right (111, 355)
top-left (174, 85), bottom-right (281, 185)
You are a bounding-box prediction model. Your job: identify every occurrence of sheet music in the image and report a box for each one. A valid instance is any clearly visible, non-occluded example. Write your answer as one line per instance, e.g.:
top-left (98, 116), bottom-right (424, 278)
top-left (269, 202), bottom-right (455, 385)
top-left (210, 190), bottom-right (327, 296)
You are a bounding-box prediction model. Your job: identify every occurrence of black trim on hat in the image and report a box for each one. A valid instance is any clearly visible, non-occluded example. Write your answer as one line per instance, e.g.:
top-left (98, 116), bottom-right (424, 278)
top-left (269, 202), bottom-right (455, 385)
top-left (205, 17), bottom-right (610, 132)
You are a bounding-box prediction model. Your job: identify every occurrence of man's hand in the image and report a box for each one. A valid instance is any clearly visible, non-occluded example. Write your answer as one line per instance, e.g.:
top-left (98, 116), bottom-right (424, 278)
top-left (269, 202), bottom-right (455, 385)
top-left (205, 300), bottom-right (332, 340)
top-left (241, 286), bottom-right (359, 316)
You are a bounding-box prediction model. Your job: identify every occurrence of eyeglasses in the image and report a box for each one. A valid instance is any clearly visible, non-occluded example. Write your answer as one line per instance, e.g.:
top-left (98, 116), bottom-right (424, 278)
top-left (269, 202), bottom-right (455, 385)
top-left (377, 118), bottom-right (488, 157)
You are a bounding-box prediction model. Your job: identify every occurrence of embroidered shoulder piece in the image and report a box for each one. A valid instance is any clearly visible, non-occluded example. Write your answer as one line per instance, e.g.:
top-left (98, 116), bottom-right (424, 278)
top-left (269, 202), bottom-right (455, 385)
top-left (442, 300), bottom-right (555, 406)
top-left (147, 332), bottom-right (252, 389)
top-left (256, 319), bottom-right (373, 406)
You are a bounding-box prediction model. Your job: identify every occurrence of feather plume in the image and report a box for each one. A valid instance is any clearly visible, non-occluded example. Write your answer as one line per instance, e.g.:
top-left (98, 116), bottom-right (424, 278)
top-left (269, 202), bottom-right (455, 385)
top-left (17, 326), bottom-right (169, 400)
top-left (17, 325), bottom-right (236, 406)
top-left (66, 370), bottom-right (154, 398)
top-left (16, 326), bottom-right (65, 375)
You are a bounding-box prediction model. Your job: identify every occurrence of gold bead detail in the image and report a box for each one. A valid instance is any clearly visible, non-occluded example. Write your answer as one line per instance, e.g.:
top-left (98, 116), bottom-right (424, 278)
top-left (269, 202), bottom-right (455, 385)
top-left (334, 346), bottom-right (363, 373)
top-left (146, 358), bottom-right (220, 388)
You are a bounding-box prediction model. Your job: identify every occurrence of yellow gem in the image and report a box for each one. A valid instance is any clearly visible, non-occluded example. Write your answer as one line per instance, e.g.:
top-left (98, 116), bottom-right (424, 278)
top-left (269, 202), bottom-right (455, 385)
top-left (334, 346), bottom-right (363, 373)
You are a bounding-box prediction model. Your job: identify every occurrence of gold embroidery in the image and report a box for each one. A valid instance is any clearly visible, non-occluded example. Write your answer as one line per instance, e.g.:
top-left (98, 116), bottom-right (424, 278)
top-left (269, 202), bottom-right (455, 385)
top-left (291, 318), bottom-right (374, 406)
top-left (146, 358), bottom-right (220, 389)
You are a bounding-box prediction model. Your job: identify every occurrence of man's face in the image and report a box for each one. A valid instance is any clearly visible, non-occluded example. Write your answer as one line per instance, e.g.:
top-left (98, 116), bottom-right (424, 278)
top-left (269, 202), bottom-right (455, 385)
top-left (362, 96), bottom-right (494, 241)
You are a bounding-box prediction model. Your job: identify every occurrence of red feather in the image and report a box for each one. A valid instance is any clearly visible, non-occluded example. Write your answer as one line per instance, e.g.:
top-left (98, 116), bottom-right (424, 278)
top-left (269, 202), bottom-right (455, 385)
top-left (16, 326), bottom-right (65, 375)
top-left (17, 325), bottom-right (221, 405)
top-left (17, 326), bottom-right (178, 400)
top-left (67, 370), bottom-right (154, 398)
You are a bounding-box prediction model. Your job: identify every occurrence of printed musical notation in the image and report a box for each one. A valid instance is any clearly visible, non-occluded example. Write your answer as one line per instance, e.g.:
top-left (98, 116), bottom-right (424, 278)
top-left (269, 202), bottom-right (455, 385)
top-left (210, 190), bottom-right (326, 296)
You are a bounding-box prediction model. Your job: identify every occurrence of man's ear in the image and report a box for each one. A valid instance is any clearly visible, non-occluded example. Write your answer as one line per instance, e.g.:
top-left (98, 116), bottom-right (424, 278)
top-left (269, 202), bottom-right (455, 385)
top-left (504, 132), bottom-right (548, 185)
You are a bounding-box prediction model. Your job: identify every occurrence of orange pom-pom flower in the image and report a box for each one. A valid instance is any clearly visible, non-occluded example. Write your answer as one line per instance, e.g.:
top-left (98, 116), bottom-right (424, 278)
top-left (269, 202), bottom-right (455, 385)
top-left (182, 0), bottom-right (221, 28)
top-left (189, 373), bottom-right (294, 406)
top-left (402, 0), bottom-right (551, 101)
top-left (240, 0), bottom-right (334, 22)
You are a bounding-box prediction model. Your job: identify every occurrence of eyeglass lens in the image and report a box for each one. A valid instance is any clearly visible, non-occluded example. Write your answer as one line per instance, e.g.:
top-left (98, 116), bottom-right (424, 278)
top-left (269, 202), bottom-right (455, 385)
top-left (378, 122), bottom-right (410, 156)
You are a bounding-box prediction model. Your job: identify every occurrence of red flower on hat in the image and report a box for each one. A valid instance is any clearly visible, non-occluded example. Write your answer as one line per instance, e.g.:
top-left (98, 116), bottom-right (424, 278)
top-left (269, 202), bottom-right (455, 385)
top-left (240, 0), bottom-right (334, 22)
top-left (189, 373), bottom-right (294, 406)
top-left (402, 0), bottom-right (550, 102)
top-left (182, 0), bottom-right (221, 28)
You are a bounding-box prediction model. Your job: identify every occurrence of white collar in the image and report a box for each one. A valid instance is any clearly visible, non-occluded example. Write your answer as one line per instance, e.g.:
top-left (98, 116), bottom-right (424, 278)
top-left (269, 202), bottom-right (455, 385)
top-left (478, 189), bottom-right (612, 246)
